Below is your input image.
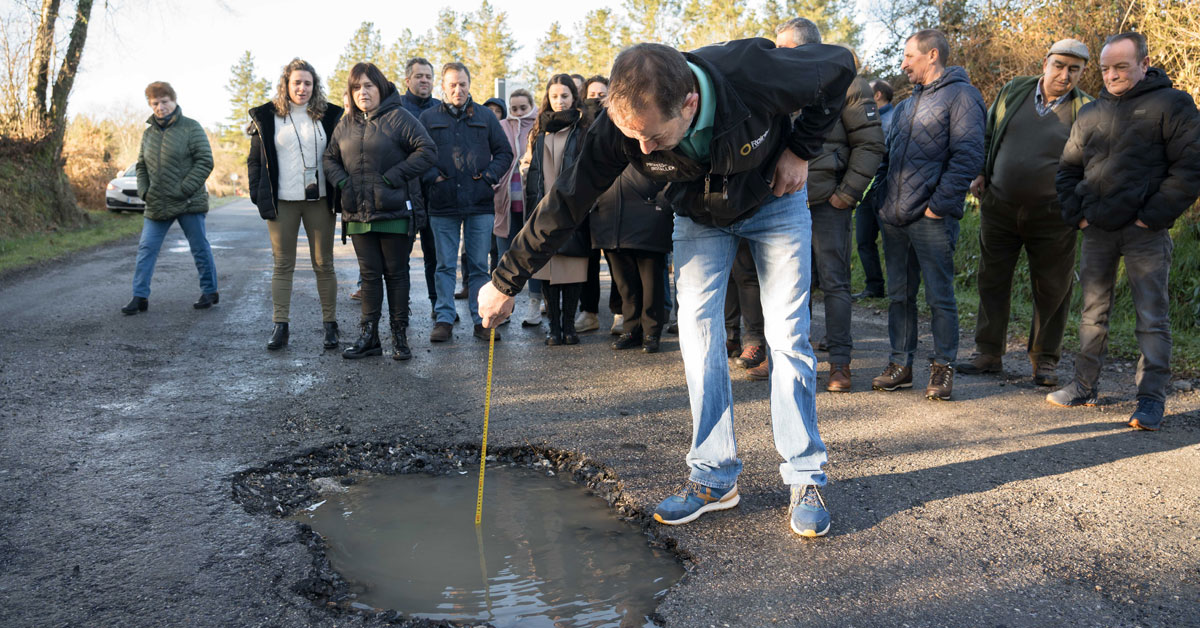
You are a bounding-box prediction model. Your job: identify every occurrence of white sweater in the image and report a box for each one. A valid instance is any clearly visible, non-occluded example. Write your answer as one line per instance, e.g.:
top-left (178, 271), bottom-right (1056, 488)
top-left (274, 102), bottom-right (328, 201)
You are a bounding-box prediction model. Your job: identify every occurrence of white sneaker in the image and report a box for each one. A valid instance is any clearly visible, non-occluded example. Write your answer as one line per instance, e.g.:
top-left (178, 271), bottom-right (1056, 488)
top-left (610, 314), bottom-right (624, 335)
top-left (575, 310), bottom-right (599, 332)
top-left (521, 295), bottom-right (543, 327)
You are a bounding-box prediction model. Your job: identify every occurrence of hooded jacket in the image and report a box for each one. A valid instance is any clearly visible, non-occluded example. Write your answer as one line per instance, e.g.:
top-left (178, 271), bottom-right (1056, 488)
top-left (419, 98), bottom-right (515, 217)
top-left (493, 105), bottom-right (537, 237)
top-left (868, 65), bottom-right (987, 227)
top-left (136, 107), bottom-right (213, 221)
top-left (1056, 68), bottom-right (1200, 231)
top-left (805, 74), bottom-right (885, 208)
top-left (492, 38), bottom-right (855, 296)
top-left (322, 90), bottom-right (437, 228)
top-left (247, 102), bottom-right (344, 219)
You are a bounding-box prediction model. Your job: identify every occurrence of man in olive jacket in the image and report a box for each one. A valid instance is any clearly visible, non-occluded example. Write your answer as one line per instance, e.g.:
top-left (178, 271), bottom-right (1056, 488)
top-left (479, 40), bottom-right (855, 537)
top-left (1047, 32), bottom-right (1200, 431)
top-left (958, 39), bottom-right (1093, 387)
top-left (775, 18), bottom-right (885, 392)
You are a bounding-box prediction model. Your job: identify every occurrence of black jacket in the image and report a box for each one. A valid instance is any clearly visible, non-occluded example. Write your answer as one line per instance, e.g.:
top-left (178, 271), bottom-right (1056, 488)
top-left (1057, 68), bottom-right (1200, 231)
top-left (492, 38), bottom-right (855, 296)
top-left (322, 90), bottom-right (437, 228)
top-left (804, 75), bottom-right (885, 207)
top-left (400, 91), bottom-right (441, 120)
top-left (526, 121), bottom-right (591, 258)
top-left (590, 166), bottom-right (671, 253)
top-left (419, 98), bottom-right (515, 217)
top-left (247, 102), bottom-right (343, 219)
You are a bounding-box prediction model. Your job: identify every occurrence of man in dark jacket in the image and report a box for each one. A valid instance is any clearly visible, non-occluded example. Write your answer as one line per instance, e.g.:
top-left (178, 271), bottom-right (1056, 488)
top-left (1047, 32), bottom-right (1200, 431)
top-left (479, 40), bottom-right (856, 537)
top-left (420, 63), bottom-right (514, 343)
top-left (867, 29), bottom-right (986, 401)
top-left (958, 39), bottom-right (1093, 387)
top-left (773, 18), bottom-right (885, 391)
top-left (401, 57), bottom-right (442, 314)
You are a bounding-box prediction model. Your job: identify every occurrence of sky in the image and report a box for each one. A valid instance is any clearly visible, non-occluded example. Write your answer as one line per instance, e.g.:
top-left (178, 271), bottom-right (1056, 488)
top-left (64, 0), bottom-right (885, 129)
top-left (68, 0), bottom-right (623, 128)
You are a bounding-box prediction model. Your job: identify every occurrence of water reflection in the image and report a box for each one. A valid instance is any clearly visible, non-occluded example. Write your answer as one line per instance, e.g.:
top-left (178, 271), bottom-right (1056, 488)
top-left (292, 466), bottom-right (681, 627)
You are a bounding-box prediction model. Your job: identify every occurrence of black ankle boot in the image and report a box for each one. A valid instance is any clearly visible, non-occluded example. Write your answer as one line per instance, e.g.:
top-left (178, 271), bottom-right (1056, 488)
top-left (193, 292), bottom-right (219, 309)
top-left (267, 322), bottom-right (288, 350)
top-left (342, 321), bottom-right (382, 359)
top-left (121, 297), bottom-right (148, 315)
top-left (323, 321), bottom-right (339, 349)
top-left (391, 321), bottom-right (411, 361)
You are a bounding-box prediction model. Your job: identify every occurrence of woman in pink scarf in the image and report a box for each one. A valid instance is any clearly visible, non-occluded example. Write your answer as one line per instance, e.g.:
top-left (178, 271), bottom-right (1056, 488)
top-left (489, 89), bottom-right (541, 325)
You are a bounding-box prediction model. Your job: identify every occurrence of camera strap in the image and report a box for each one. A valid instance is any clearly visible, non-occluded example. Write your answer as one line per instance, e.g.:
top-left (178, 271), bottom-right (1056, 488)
top-left (287, 110), bottom-right (319, 173)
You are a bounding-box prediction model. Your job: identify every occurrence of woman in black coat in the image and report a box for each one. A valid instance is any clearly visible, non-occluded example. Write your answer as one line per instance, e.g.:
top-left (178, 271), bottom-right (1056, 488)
top-left (248, 58), bottom-right (344, 352)
top-left (524, 74), bottom-right (592, 345)
top-left (323, 63), bottom-right (437, 360)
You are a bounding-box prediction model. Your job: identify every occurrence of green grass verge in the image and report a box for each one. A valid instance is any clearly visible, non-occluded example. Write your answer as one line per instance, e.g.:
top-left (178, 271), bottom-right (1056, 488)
top-left (0, 196), bottom-right (238, 275)
top-left (846, 199), bottom-right (1200, 376)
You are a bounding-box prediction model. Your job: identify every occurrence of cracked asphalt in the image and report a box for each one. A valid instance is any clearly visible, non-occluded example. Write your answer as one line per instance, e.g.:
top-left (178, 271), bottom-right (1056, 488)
top-left (1, 199), bottom-right (1198, 628)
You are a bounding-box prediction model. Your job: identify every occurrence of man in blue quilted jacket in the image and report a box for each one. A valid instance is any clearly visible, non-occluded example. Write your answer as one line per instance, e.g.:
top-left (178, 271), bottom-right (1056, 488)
top-left (866, 29), bottom-right (986, 401)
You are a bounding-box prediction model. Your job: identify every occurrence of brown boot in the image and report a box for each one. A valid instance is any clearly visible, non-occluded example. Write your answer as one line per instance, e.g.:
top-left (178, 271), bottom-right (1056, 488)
top-left (1032, 361), bottom-right (1059, 387)
top-left (747, 356), bottom-right (769, 380)
top-left (871, 363), bottom-right (913, 391)
top-left (925, 362), bottom-right (954, 401)
top-left (827, 364), bottom-right (852, 392)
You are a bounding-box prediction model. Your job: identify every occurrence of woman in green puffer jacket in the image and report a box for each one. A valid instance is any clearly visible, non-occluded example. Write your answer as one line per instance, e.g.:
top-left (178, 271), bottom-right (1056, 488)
top-left (121, 81), bottom-right (218, 315)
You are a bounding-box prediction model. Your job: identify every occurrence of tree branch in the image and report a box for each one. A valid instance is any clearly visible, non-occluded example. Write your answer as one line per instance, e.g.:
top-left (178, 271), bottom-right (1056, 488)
top-left (49, 0), bottom-right (93, 127)
top-left (26, 0), bottom-right (60, 123)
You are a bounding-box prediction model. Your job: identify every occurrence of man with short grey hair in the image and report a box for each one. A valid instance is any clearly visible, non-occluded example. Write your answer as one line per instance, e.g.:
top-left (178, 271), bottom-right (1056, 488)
top-left (401, 57), bottom-right (442, 315)
top-left (958, 39), bottom-right (1093, 387)
top-left (1048, 31), bottom-right (1200, 430)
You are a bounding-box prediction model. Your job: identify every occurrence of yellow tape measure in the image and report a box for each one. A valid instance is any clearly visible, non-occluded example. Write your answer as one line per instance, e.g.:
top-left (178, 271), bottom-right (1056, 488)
top-left (474, 327), bottom-right (495, 526)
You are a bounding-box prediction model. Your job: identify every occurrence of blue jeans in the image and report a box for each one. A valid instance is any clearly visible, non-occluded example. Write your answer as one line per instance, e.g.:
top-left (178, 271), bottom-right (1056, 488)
top-left (132, 213), bottom-right (217, 298)
top-left (673, 188), bottom-right (825, 490)
top-left (880, 216), bottom-right (959, 366)
top-left (431, 213), bottom-right (492, 325)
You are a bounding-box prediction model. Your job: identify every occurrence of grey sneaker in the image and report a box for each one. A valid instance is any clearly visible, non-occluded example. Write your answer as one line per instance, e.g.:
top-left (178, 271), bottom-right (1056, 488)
top-left (575, 311), bottom-right (600, 332)
top-left (1045, 381), bottom-right (1098, 407)
top-left (955, 353), bottom-right (1001, 374)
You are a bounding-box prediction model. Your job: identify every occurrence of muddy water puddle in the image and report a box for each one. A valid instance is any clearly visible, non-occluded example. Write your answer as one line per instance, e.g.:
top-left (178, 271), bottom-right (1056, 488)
top-left (291, 466), bottom-right (681, 627)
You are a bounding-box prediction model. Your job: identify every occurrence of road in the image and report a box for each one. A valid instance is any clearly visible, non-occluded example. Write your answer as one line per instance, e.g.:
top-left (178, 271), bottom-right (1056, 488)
top-left (1, 199), bottom-right (1197, 628)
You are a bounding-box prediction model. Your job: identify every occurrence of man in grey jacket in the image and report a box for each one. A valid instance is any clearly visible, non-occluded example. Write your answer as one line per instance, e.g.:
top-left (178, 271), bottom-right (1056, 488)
top-left (772, 18), bottom-right (885, 391)
top-left (1047, 32), bottom-right (1200, 430)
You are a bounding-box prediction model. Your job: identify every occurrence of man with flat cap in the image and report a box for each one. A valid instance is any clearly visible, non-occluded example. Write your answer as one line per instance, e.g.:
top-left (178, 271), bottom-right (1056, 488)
top-left (958, 39), bottom-right (1093, 386)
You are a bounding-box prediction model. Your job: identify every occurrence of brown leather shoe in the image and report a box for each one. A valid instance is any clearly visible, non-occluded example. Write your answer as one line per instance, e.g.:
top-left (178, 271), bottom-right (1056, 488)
top-left (430, 322), bottom-right (452, 343)
top-left (827, 364), bottom-right (852, 392)
top-left (955, 353), bottom-right (1001, 374)
top-left (747, 357), bottom-right (769, 380)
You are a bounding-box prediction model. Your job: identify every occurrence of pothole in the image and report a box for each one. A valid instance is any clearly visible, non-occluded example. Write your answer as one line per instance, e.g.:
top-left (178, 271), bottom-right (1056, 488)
top-left (233, 441), bottom-right (688, 627)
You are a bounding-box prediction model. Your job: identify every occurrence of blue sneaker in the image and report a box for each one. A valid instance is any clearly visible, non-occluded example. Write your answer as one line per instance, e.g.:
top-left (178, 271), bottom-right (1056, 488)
top-left (789, 485), bottom-right (830, 537)
top-left (652, 481), bottom-right (739, 525)
top-left (1129, 398), bottom-right (1165, 431)
top-left (1045, 381), bottom-right (1098, 407)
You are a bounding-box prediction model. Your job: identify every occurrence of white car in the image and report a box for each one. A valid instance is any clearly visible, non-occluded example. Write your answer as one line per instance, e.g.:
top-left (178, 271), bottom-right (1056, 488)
top-left (105, 164), bottom-right (144, 212)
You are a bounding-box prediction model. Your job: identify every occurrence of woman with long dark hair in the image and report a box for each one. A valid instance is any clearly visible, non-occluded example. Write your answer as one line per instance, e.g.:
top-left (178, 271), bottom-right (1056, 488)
top-left (524, 74), bottom-right (592, 345)
top-left (324, 63), bottom-right (437, 360)
top-left (248, 58), bottom-right (344, 351)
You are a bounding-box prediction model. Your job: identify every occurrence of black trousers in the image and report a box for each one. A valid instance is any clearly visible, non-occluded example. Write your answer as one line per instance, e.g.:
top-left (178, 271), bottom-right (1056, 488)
top-left (350, 232), bottom-right (412, 327)
top-left (579, 249), bottom-right (603, 313)
top-left (544, 282), bottom-right (583, 336)
top-left (723, 239), bottom-right (765, 346)
top-left (605, 248), bottom-right (667, 338)
top-left (418, 226), bottom-right (437, 304)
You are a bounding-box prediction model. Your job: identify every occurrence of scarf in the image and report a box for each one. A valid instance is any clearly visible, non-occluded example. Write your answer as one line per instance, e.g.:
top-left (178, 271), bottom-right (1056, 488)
top-left (538, 108), bottom-right (581, 134)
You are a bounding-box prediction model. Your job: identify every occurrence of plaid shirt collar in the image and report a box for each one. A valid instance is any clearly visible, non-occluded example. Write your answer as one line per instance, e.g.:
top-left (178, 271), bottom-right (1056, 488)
top-left (1035, 79), bottom-right (1070, 117)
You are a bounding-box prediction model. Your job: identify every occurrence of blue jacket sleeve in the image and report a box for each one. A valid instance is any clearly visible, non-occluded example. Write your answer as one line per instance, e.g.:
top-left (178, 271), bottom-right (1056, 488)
top-left (927, 87), bottom-right (985, 218)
